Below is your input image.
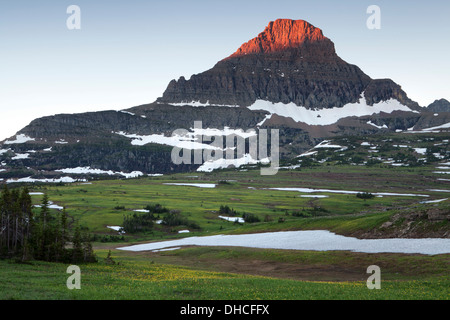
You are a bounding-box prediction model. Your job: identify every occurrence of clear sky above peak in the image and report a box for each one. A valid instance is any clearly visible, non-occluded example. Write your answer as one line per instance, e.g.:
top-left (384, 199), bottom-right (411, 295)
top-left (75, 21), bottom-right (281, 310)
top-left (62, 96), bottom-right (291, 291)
top-left (1, 0), bottom-right (449, 141)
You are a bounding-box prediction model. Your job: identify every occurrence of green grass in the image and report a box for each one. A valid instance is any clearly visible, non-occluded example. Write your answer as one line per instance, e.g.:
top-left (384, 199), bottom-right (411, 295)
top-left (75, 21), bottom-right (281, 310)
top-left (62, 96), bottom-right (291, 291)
top-left (0, 250), bottom-right (448, 300)
top-left (2, 163), bottom-right (449, 300)
top-left (26, 164), bottom-right (447, 240)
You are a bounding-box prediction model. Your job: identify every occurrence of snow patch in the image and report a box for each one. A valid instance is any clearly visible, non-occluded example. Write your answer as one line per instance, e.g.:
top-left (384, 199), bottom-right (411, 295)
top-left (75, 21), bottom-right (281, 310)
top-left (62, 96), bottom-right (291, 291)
top-left (163, 183), bottom-right (217, 188)
top-left (11, 153), bottom-right (30, 160)
top-left (413, 148), bottom-right (427, 155)
top-left (115, 131), bottom-right (220, 150)
top-left (420, 198), bottom-right (448, 204)
top-left (421, 121), bottom-right (450, 131)
top-left (117, 230), bottom-right (450, 255)
top-left (6, 176), bottom-right (85, 184)
top-left (152, 247), bottom-right (181, 252)
top-left (197, 153), bottom-right (265, 172)
top-left (367, 121), bottom-right (388, 129)
top-left (55, 167), bottom-right (143, 179)
top-left (115, 126), bottom-right (256, 150)
top-left (4, 134), bottom-right (35, 145)
top-left (297, 151), bottom-right (318, 158)
top-left (313, 140), bottom-right (343, 149)
top-left (219, 216), bottom-right (245, 223)
top-left (247, 96), bottom-right (412, 126)
top-left (266, 187), bottom-right (429, 197)
top-left (119, 110), bottom-right (135, 116)
top-left (167, 101), bottom-right (239, 107)
top-left (300, 195), bottom-right (329, 198)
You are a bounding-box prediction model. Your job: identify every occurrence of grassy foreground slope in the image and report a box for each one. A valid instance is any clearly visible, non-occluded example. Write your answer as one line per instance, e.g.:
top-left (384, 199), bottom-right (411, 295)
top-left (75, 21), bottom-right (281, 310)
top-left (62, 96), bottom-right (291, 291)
top-left (1, 132), bottom-right (449, 300)
top-left (0, 249), bottom-right (448, 300)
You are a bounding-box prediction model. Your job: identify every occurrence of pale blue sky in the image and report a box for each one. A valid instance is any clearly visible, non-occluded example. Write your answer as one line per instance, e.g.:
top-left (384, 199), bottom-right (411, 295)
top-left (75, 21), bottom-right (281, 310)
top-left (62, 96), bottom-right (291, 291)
top-left (1, 0), bottom-right (449, 140)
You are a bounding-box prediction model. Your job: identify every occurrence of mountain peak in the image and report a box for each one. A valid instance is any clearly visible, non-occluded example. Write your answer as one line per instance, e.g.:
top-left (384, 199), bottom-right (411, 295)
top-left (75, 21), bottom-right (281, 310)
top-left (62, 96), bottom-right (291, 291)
top-left (226, 19), bottom-right (328, 59)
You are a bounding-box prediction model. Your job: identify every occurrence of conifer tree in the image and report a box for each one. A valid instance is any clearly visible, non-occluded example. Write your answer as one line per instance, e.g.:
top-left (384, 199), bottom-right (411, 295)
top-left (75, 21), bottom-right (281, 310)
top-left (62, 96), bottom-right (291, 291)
top-left (72, 223), bottom-right (84, 263)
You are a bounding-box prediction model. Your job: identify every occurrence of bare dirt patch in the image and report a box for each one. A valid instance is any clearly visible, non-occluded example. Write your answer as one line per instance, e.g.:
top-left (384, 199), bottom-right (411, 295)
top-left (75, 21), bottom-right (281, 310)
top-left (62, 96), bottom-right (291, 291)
top-left (122, 247), bottom-right (448, 282)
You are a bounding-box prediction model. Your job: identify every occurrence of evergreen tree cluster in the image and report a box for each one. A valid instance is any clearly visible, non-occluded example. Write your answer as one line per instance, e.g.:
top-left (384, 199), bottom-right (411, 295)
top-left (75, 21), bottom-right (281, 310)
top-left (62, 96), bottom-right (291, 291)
top-left (356, 192), bottom-right (375, 200)
top-left (219, 205), bottom-right (260, 223)
top-left (219, 205), bottom-right (238, 216)
top-left (161, 210), bottom-right (200, 230)
top-left (122, 203), bottom-right (168, 234)
top-left (122, 203), bottom-right (200, 233)
top-left (123, 212), bottom-right (154, 233)
top-left (0, 185), bottom-right (96, 263)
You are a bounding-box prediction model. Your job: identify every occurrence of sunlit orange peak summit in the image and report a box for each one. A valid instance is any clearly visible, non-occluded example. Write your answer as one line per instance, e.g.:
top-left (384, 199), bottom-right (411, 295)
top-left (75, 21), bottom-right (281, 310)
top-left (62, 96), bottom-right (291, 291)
top-left (228, 19), bottom-right (327, 58)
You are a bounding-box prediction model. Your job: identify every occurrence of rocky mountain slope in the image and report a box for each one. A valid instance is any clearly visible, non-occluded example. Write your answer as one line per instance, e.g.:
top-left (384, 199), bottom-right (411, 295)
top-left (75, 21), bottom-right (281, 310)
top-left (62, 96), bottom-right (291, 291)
top-left (427, 99), bottom-right (450, 113)
top-left (159, 19), bottom-right (420, 111)
top-left (1, 19), bottom-right (449, 181)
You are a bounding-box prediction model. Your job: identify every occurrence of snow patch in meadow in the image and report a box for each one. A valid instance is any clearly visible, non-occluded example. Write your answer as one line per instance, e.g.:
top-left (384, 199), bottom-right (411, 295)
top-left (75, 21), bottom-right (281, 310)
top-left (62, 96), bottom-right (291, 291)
top-left (152, 247), bottom-right (181, 252)
top-left (117, 230), bottom-right (450, 255)
top-left (277, 164), bottom-right (301, 170)
top-left (266, 187), bottom-right (429, 197)
top-left (219, 216), bottom-right (245, 223)
top-left (107, 226), bottom-right (125, 234)
top-left (420, 198), bottom-right (448, 204)
top-left (163, 183), bottom-right (217, 188)
top-left (300, 195), bottom-right (329, 198)
top-left (33, 201), bottom-right (64, 210)
top-left (107, 226), bottom-right (122, 231)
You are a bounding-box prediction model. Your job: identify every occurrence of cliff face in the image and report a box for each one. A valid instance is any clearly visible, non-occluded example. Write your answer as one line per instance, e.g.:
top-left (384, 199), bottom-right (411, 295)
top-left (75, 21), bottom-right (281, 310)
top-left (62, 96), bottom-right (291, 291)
top-left (159, 19), bottom-right (374, 109)
top-left (227, 19), bottom-right (329, 58)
